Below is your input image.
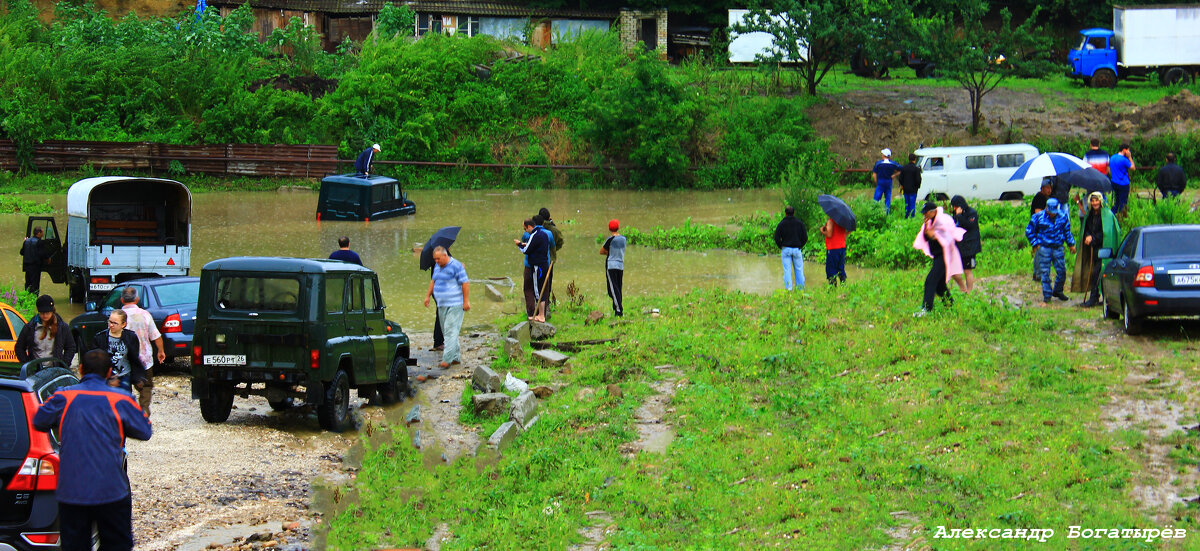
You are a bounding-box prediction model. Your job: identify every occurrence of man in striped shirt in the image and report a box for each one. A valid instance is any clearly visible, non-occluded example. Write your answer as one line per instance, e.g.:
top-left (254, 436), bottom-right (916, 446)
top-left (423, 246), bottom-right (470, 368)
top-left (1025, 198), bottom-right (1077, 303)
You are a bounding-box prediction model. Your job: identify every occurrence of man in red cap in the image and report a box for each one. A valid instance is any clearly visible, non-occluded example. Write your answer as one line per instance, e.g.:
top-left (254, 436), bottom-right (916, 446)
top-left (599, 220), bottom-right (625, 317)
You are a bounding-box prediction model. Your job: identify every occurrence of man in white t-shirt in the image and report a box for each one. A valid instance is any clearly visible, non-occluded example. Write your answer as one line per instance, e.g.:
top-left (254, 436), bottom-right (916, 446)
top-left (121, 287), bottom-right (166, 416)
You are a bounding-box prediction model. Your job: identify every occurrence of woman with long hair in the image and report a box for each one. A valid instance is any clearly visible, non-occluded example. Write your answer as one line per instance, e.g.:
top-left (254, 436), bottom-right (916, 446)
top-left (91, 309), bottom-right (145, 392)
top-left (15, 294), bottom-right (78, 366)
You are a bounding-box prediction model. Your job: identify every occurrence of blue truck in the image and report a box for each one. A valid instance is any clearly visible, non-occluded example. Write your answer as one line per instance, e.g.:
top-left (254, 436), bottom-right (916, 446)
top-left (1068, 5), bottom-right (1200, 88)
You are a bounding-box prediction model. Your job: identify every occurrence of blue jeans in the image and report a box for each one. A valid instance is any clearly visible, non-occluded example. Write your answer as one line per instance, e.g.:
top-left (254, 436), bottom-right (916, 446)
top-left (1038, 246), bottom-right (1066, 298)
top-left (437, 305), bottom-right (464, 363)
top-left (903, 193), bottom-right (918, 218)
top-left (1112, 185), bottom-right (1129, 214)
top-left (781, 247), bottom-right (805, 290)
top-left (825, 248), bottom-right (847, 284)
top-left (874, 183), bottom-right (893, 214)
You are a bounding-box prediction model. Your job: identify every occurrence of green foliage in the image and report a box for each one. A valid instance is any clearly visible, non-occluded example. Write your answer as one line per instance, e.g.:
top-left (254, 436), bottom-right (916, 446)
top-left (781, 150), bottom-right (839, 230)
top-left (0, 194), bottom-right (53, 214)
top-left (375, 4), bottom-right (415, 40)
top-left (0, 283), bottom-right (37, 320)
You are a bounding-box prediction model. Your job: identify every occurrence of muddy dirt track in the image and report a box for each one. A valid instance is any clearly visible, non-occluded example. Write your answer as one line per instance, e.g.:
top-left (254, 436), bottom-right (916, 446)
top-left (808, 86), bottom-right (1200, 166)
top-left (126, 331), bottom-right (492, 551)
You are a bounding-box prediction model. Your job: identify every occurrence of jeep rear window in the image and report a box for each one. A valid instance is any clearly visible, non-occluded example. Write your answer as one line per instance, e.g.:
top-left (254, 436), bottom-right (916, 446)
top-left (153, 281), bottom-right (200, 307)
top-left (215, 277), bottom-right (301, 312)
top-left (0, 389), bottom-right (29, 459)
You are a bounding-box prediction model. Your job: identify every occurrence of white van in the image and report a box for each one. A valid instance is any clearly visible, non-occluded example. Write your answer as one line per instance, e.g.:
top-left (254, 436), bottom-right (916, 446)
top-left (913, 143), bottom-right (1040, 201)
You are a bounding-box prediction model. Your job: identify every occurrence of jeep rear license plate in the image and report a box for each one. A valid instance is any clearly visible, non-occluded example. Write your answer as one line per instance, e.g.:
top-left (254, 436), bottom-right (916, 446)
top-left (203, 355), bottom-right (246, 366)
top-left (1174, 275), bottom-right (1200, 286)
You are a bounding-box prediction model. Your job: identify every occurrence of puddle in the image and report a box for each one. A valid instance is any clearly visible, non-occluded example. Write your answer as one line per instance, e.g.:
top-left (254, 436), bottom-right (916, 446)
top-left (176, 521), bottom-right (304, 551)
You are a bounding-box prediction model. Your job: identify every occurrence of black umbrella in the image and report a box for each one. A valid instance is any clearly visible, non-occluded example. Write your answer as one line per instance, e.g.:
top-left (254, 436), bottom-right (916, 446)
top-left (419, 226), bottom-right (461, 271)
top-left (816, 194), bottom-right (857, 232)
top-left (1060, 167), bottom-right (1112, 193)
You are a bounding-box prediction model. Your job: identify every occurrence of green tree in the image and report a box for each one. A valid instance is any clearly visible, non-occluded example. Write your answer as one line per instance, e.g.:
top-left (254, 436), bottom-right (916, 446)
top-left (913, 1), bottom-right (1051, 134)
top-left (732, 0), bottom-right (892, 96)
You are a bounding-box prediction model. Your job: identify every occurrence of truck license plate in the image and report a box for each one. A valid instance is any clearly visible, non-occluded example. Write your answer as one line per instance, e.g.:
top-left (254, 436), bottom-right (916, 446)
top-left (1174, 275), bottom-right (1200, 286)
top-left (89, 283), bottom-right (117, 291)
top-left (203, 355), bottom-right (246, 366)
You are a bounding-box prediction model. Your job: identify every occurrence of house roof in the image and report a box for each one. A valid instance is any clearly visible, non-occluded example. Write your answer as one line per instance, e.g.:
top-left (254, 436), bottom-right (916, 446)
top-left (403, 1), bottom-right (617, 19)
top-left (209, 0), bottom-right (388, 15)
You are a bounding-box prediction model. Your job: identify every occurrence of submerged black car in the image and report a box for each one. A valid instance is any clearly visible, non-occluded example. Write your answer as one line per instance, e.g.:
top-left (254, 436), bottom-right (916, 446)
top-left (316, 174), bottom-right (415, 221)
top-left (69, 277), bottom-right (200, 364)
top-left (1101, 224), bottom-right (1200, 334)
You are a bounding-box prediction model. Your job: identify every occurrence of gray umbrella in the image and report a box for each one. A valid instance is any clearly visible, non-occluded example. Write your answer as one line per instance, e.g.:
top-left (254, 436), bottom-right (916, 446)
top-left (419, 226), bottom-right (460, 271)
top-left (817, 194), bottom-right (857, 232)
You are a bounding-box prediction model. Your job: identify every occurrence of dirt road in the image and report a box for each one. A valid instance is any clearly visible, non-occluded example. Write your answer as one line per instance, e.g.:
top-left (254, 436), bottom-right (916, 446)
top-left (126, 330), bottom-right (494, 551)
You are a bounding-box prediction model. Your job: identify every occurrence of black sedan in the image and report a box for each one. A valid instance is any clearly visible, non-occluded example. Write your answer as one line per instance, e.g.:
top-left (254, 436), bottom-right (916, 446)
top-left (69, 277), bottom-right (200, 364)
top-left (1101, 225), bottom-right (1200, 335)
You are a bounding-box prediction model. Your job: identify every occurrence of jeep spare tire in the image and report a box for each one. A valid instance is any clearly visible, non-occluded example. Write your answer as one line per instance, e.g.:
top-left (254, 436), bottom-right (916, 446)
top-left (318, 369), bottom-right (352, 432)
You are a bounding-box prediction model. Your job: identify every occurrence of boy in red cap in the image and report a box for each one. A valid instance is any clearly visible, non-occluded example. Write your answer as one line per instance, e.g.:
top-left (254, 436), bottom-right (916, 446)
top-left (600, 220), bottom-right (626, 317)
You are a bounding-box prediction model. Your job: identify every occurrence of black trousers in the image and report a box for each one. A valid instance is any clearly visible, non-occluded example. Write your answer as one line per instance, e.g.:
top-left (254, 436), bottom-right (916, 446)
top-left (606, 268), bottom-right (623, 316)
top-left (59, 494), bottom-right (133, 551)
top-left (522, 266), bottom-right (536, 317)
top-left (24, 267), bottom-right (40, 294)
top-left (1084, 246), bottom-right (1104, 302)
top-left (923, 259), bottom-right (950, 311)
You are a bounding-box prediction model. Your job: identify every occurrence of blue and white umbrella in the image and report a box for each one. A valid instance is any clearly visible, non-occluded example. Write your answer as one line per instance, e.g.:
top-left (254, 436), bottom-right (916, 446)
top-left (1007, 152), bottom-right (1090, 182)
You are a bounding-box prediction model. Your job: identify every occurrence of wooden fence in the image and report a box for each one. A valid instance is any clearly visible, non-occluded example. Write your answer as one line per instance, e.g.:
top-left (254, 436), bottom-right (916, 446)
top-left (0, 140), bottom-right (340, 178)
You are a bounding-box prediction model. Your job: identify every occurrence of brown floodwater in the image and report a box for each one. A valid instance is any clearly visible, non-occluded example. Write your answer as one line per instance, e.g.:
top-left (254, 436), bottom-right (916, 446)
top-left (1, 188), bottom-right (844, 331)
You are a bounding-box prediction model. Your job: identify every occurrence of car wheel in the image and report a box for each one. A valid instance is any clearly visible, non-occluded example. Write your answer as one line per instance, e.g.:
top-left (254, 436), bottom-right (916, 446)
top-left (318, 370), bottom-right (352, 432)
top-left (1091, 68), bottom-right (1117, 88)
top-left (1101, 289), bottom-right (1118, 319)
top-left (199, 382), bottom-right (234, 423)
top-left (1122, 299), bottom-right (1144, 335)
top-left (379, 355), bottom-right (411, 405)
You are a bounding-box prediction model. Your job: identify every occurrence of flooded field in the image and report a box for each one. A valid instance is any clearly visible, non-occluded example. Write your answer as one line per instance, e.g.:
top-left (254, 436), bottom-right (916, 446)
top-left (0, 188), bottom-right (832, 330)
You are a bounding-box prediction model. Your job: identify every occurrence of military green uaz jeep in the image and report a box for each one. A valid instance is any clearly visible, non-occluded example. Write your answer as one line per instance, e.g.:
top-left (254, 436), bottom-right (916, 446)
top-left (191, 257), bottom-right (413, 432)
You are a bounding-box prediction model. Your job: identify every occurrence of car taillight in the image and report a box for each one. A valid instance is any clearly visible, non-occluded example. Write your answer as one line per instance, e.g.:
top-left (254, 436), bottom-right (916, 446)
top-left (20, 532), bottom-right (60, 546)
top-left (5, 454), bottom-right (57, 491)
top-left (90, 276), bottom-right (110, 284)
top-left (163, 313), bottom-right (182, 333)
top-left (1134, 266), bottom-right (1155, 287)
top-left (193, 345), bottom-right (202, 365)
top-left (310, 349), bottom-right (320, 369)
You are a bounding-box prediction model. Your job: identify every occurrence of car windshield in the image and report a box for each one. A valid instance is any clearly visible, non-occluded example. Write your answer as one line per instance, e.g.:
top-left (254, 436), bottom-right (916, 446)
top-left (1143, 230), bottom-right (1200, 258)
top-left (216, 277), bottom-right (301, 312)
top-left (153, 281), bottom-right (200, 307)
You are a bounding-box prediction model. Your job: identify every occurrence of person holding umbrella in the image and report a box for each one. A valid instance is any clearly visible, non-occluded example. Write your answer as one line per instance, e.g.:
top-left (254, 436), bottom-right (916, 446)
top-left (817, 195), bottom-right (855, 286)
top-left (913, 203), bottom-right (966, 317)
top-left (423, 246), bottom-right (470, 368)
top-left (421, 227), bottom-right (461, 351)
top-left (1071, 191), bottom-right (1120, 307)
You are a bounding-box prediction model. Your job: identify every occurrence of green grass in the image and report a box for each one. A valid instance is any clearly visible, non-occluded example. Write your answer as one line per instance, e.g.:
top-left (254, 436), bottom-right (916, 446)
top-left (324, 264), bottom-right (1200, 549)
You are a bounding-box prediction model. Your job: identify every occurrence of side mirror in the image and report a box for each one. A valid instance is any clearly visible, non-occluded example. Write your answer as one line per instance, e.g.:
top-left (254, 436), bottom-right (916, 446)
top-left (1098, 248), bottom-right (1113, 259)
top-left (84, 301), bottom-right (98, 312)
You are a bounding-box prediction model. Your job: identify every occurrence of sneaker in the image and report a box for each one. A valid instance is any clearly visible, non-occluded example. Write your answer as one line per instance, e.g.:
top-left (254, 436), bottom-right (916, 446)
top-left (1054, 292), bottom-right (1069, 302)
top-left (912, 309), bottom-right (928, 318)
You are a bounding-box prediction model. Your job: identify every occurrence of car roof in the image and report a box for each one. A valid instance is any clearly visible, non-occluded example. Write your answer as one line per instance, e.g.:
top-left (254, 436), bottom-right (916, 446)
top-left (913, 143), bottom-right (1038, 157)
top-left (1136, 224), bottom-right (1200, 233)
top-left (320, 174), bottom-right (400, 187)
top-left (116, 276), bottom-right (200, 287)
top-left (202, 256), bottom-right (375, 274)
top-left (1080, 28), bottom-right (1114, 38)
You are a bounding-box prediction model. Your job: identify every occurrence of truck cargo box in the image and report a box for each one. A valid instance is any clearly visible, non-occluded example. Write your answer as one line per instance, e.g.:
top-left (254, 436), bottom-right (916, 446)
top-left (1114, 4), bottom-right (1200, 68)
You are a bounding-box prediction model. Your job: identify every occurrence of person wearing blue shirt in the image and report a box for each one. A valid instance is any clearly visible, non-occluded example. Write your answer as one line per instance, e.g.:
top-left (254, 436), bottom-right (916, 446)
top-left (423, 246), bottom-right (470, 368)
top-left (1109, 143), bottom-right (1135, 214)
top-left (872, 148), bottom-right (902, 215)
top-left (354, 143), bottom-right (381, 176)
top-left (515, 217), bottom-right (551, 322)
top-left (1025, 198), bottom-right (1077, 303)
top-left (33, 349), bottom-right (153, 551)
top-left (328, 236), bottom-right (363, 265)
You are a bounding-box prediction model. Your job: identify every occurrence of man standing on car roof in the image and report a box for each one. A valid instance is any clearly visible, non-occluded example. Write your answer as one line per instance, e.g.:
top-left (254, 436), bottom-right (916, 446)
top-left (33, 349), bottom-right (153, 551)
top-left (872, 148), bottom-right (902, 216)
top-left (354, 143), bottom-right (381, 176)
top-left (121, 287), bottom-right (165, 417)
top-left (1026, 198), bottom-right (1077, 304)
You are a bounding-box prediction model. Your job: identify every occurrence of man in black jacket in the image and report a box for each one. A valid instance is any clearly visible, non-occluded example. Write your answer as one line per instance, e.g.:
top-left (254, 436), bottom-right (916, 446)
top-left (773, 206), bottom-right (808, 290)
top-left (20, 227), bottom-right (47, 294)
top-left (950, 195), bottom-right (981, 293)
top-left (1156, 152), bottom-right (1186, 198)
top-left (898, 154), bottom-right (923, 218)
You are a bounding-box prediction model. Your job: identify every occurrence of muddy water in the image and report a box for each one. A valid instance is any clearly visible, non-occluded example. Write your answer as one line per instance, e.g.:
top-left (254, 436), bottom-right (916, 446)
top-left (0, 189), bottom-right (836, 330)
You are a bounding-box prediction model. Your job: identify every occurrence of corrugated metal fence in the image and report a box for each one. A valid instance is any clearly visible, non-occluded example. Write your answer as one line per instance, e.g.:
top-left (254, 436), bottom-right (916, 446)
top-left (0, 140), bottom-right (340, 178)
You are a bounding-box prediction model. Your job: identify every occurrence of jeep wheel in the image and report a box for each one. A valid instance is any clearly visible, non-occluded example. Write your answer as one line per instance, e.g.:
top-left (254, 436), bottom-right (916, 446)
top-left (200, 382), bottom-right (235, 423)
top-left (318, 370), bottom-right (352, 432)
top-left (379, 355), bottom-right (411, 405)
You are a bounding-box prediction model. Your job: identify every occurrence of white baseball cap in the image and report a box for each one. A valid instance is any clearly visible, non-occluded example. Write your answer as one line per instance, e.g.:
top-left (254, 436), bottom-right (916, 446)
top-left (881, 148), bottom-right (892, 157)
top-left (372, 143), bottom-right (381, 151)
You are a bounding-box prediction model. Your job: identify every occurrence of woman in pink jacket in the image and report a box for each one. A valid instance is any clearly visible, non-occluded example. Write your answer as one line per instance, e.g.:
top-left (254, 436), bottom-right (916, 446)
top-left (913, 203), bottom-right (966, 317)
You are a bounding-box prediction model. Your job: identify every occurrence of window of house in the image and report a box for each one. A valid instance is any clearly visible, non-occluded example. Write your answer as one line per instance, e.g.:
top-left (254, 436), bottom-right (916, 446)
top-left (418, 13), bottom-right (443, 36)
top-left (965, 155), bottom-right (994, 170)
top-left (996, 153), bottom-right (1025, 168)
